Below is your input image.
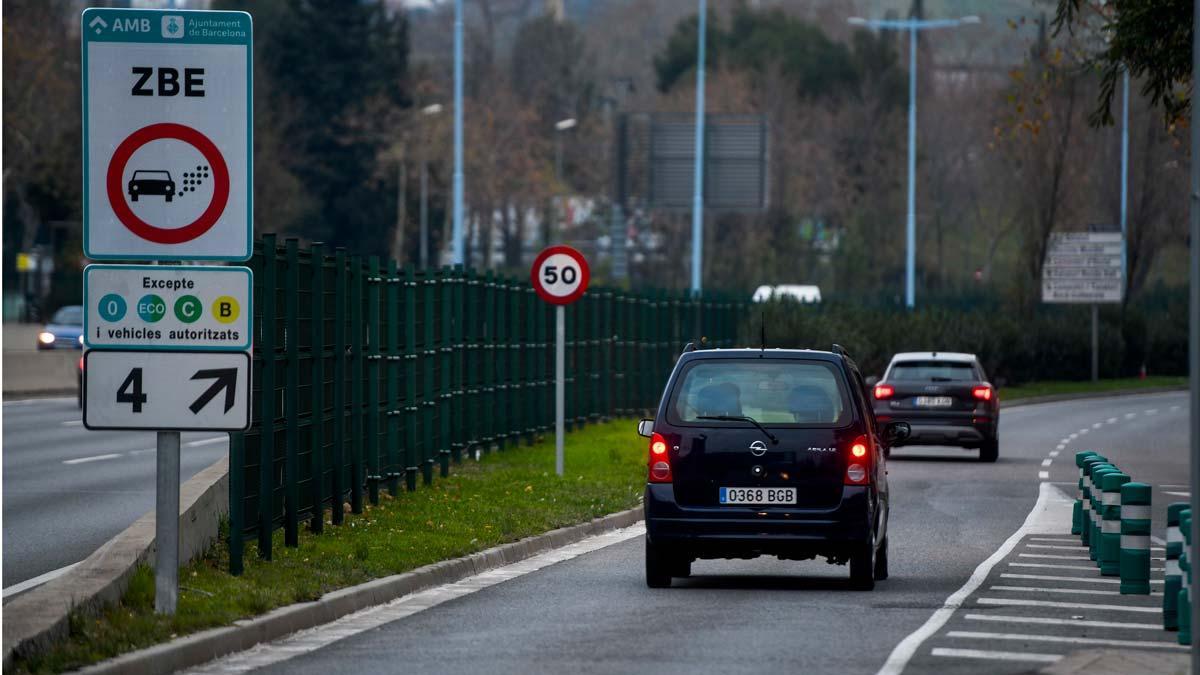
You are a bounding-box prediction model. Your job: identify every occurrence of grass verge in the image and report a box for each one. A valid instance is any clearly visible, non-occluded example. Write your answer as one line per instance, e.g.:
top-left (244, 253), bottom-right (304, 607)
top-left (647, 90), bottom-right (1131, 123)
top-left (14, 419), bottom-right (645, 674)
top-left (1001, 376), bottom-right (1187, 404)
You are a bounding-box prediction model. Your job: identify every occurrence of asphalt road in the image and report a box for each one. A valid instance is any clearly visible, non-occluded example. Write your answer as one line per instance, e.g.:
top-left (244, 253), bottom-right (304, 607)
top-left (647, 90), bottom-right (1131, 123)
top-left (190, 390), bottom-right (1190, 675)
top-left (2, 396), bottom-right (228, 588)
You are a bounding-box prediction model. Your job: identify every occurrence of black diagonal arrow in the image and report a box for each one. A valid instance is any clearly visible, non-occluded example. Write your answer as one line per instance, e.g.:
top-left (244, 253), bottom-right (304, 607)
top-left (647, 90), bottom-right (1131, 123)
top-left (190, 368), bottom-right (238, 414)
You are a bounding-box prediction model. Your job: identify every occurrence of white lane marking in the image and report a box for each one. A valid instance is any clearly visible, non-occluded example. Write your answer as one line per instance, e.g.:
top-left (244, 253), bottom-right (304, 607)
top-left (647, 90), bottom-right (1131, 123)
top-left (1041, 459), bottom-right (1052, 467)
top-left (874, 482), bottom-right (1070, 675)
top-left (185, 436), bottom-right (228, 448)
top-left (930, 648), bottom-right (1060, 664)
top-left (2, 396), bottom-right (74, 406)
top-left (1038, 471), bottom-right (1049, 480)
top-left (1055, 444), bottom-right (1065, 450)
top-left (946, 631), bottom-right (1186, 651)
top-left (60, 420), bottom-right (83, 427)
top-left (62, 453), bottom-right (123, 465)
top-left (1018, 553), bottom-right (1090, 560)
top-left (976, 598), bottom-right (1161, 613)
top-left (990, 585), bottom-right (1120, 596)
top-left (1092, 422), bottom-right (1103, 429)
top-left (181, 524), bottom-right (646, 674)
top-left (1008, 561), bottom-right (1163, 572)
top-left (1069, 433), bottom-right (1078, 440)
top-left (128, 447), bottom-right (157, 456)
top-left (1171, 405), bottom-right (1181, 412)
top-left (1027, 544), bottom-right (1090, 551)
top-left (1166, 491), bottom-right (1191, 498)
top-left (964, 613), bottom-right (1162, 630)
top-left (1048, 450), bottom-right (1060, 458)
top-left (1078, 428), bottom-right (1089, 435)
top-left (1028, 538), bottom-right (1078, 544)
top-left (2, 562), bottom-right (81, 598)
top-left (1153, 535), bottom-right (1167, 546)
top-left (1106, 417), bottom-right (1118, 424)
top-left (1146, 409), bottom-right (1158, 415)
top-left (1000, 573), bottom-right (1162, 585)
top-left (1125, 412), bottom-right (1137, 419)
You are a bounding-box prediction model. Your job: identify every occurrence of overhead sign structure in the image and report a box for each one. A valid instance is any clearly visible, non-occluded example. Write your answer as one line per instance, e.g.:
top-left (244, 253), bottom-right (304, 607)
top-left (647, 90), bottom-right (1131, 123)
top-left (531, 245), bottom-right (590, 477)
top-left (85, 265), bottom-right (251, 351)
top-left (82, 8), bottom-right (252, 261)
top-left (84, 350), bottom-right (250, 431)
top-left (1042, 232), bottom-right (1124, 304)
top-left (531, 245), bottom-right (591, 306)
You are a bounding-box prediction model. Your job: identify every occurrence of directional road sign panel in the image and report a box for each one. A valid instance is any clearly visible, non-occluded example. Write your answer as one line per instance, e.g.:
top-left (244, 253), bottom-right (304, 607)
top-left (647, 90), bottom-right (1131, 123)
top-left (82, 8), bottom-right (252, 260)
top-left (84, 264), bottom-right (252, 351)
top-left (1042, 232), bottom-right (1124, 303)
top-left (83, 350), bottom-right (251, 431)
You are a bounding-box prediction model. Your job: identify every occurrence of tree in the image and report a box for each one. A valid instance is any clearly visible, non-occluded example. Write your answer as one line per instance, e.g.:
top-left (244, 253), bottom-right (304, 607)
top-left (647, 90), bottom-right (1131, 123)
top-left (1053, 0), bottom-right (1193, 126)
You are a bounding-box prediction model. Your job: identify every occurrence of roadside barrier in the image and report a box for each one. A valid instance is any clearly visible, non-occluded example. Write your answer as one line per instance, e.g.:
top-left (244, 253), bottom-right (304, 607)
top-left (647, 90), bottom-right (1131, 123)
top-left (1089, 464), bottom-right (1117, 561)
top-left (1073, 451), bottom-right (1098, 535)
top-left (1099, 472), bottom-right (1131, 575)
top-left (1165, 502), bottom-right (1187, 629)
top-left (1080, 455), bottom-right (1108, 547)
top-left (226, 236), bottom-right (747, 574)
top-left (1180, 509), bottom-right (1192, 645)
top-left (1117, 482), bottom-right (1150, 592)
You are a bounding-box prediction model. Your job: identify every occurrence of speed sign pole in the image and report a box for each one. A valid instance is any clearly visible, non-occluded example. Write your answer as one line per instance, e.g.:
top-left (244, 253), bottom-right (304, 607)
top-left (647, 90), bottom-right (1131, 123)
top-left (531, 245), bottom-right (590, 476)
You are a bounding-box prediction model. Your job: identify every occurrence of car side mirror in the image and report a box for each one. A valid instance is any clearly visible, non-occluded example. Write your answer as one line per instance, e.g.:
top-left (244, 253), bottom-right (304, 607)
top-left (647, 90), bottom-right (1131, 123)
top-left (864, 375), bottom-right (880, 387)
top-left (883, 421), bottom-right (911, 444)
top-left (637, 419), bottom-right (654, 438)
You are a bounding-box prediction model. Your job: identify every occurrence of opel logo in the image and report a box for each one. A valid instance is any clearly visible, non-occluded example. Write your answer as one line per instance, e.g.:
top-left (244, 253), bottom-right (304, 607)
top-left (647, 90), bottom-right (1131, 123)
top-left (749, 440), bottom-right (768, 457)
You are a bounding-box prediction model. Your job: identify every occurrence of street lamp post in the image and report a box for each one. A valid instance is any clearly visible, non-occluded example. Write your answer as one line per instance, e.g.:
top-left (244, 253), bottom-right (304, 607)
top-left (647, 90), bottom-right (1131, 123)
top-left (419, 103), bottom-right (443, 270)
top-left (552, 118), bottom-right (577, 244)
top-left (691, 0), bottom-right (707, 297)
top-left (451, 0), bottom-right (465, 266)
top-left (847, 14), bottom-right (980, 309)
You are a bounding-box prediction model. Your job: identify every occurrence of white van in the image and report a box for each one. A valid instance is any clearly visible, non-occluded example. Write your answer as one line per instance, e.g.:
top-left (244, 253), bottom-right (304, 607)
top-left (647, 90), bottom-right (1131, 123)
top-left (751, 284), bottom-right (822, 304)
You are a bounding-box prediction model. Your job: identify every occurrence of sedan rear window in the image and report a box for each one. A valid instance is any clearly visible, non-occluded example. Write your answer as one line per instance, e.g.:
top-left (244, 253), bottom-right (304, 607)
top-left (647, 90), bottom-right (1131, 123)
top-left (888, 360), bottom-right (976, 381)
top-left (669, 359), bottom-right (850, 426)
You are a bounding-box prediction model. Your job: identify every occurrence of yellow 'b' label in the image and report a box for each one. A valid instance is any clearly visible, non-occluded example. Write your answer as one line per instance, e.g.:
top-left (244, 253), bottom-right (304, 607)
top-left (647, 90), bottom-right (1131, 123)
top-left (212, 296), bottom-right (240, 324)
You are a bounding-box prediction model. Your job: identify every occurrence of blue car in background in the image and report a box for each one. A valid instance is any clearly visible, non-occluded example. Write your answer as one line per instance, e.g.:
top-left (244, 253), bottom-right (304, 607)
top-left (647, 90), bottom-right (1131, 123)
top-left (38, 305), bottom-right (84, 350)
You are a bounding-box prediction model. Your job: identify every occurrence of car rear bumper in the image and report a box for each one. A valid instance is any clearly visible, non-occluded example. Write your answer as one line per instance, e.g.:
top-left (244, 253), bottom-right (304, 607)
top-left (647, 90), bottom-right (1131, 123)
top-left (644, 483), bottom-right (875, 559)
top-left (876, 410), bottom-right (996, 447)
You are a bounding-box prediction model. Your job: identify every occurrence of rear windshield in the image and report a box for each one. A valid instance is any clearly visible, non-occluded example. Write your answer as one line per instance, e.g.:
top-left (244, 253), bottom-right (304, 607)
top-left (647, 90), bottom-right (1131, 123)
top-left (669, 359), bottom-right (851, 426)
top-left (888, 360), bottom-right (977, 381)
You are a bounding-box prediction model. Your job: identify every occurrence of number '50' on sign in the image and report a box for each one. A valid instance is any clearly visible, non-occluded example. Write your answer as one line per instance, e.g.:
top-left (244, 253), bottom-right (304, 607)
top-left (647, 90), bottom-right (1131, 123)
top-left (530, 245), bottom-right (590, 306)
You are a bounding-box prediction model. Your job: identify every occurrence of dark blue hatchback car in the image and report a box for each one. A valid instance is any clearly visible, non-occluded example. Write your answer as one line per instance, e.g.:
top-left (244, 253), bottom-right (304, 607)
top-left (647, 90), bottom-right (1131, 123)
top-left (640, 346), bottom-right (909, 590)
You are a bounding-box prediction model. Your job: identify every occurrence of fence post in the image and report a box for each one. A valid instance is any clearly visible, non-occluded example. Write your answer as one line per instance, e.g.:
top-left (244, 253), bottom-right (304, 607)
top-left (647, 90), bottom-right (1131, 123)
top-left (284, 238), bottom-right (301, 546)
top-left (332, 248), bottom-right (347, 523)
top-left (451, 265), bottom-right (465, 463)
top-left (508, 280), bottom-right (521, 446)
top-left (257, 234), bottom-right (278, 560)
top-left (422, 269), bottom-right (436, 484)
top-left (495, 276), bottom-right (509, 450)
top-left (349, 256), bottom-right (365, 513)
top-left (524, 287), bottom-right (537, 444)
top-left (386, 259), bottom-right (401, 495)
top-left (365, 256), bottom-right (382, 506)
top-left (404, 266), bottom-right (419, 491)
top-left (310, 243), bottom-right (326, 533)
top-left (439, 266), bottom-right (453, 471)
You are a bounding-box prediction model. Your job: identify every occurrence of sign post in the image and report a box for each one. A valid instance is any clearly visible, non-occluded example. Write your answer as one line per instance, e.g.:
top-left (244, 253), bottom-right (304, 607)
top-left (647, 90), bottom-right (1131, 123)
top-left (1042, 232), bottom-right (1124, 382)
top-left (81, 7), bottom-right (253, 615)
top-left (530, 246), bottom-right (590, 476)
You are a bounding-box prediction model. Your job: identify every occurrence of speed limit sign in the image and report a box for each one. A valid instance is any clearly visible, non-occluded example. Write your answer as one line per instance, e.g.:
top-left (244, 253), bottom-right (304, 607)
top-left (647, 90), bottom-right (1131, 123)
top-left (531, 245), bottom-right (590, 306)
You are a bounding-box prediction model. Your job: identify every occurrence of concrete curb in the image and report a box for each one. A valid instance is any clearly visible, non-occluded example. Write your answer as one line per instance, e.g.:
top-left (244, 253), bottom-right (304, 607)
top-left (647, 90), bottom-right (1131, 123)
top-left (73, 506), bottom-right (644, 675)
top-left (2, 455), bottom-right (229, 669)
top-left (1002, 385), bottom-right (1188, 411)
top-left (1040, 648), bottom-right (1189, 675)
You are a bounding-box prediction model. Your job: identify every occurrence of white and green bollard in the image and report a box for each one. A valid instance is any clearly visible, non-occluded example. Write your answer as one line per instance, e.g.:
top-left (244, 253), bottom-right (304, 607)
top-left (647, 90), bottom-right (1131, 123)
top-left (1118, 482), bottom-right (1150, 593)
top-left (1073, 451), bottom-right (1098, 536)
top-left (1099, 471), bottom-right (1130, 576)
top-left (1080, 456), bottom-right (1107, 547)
top-left (1090, 464), bottom-right (1117, 562)
top-left (1165, 502), bottom-right (1187, 630)
top-left (1179, 510), bottom-right (1192, 646)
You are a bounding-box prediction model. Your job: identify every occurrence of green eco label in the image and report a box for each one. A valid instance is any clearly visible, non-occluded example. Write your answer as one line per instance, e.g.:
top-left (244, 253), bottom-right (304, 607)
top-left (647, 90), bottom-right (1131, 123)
top-left (174, 295), bottom-right (203, 323)
top-left (137, 294), bottom-right (166, 322)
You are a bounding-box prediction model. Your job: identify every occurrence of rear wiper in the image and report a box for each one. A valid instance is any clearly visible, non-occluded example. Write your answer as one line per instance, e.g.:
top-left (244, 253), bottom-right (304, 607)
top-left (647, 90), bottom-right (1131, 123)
top-left (696, 415), bottom-right (779, 445)
top-left (930, 376), bottom-right (954, 382)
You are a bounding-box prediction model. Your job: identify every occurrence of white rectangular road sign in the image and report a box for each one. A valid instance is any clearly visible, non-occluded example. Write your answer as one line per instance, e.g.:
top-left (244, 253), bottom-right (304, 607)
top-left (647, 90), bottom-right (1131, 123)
top-left (85, 265), bottom-right (251, 351)
top-left (84, 350), bottom-right (250, 431)
top-left (82, 8), bottom-right (252, 261)
top-left (1042, 232), bottom-right (1124, 304)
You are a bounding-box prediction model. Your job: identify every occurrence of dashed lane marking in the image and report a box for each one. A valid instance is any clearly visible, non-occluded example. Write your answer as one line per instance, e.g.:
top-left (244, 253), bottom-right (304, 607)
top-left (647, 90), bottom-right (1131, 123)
top-left (1018, 553), bottom-right (1090, 560)
top-left (1000, 573), bottom-right (1161, 585)
top-left (185, 436), bottom-right (228, 448)
top-left (945, 631), bottom-right (1186, 651)
top-left (1028, 537), bottom-right (1078, 544)
top-left (975, 598), bottom-right (1161, 613)
top-left (930, 648), bottom-right (1060, 664)
top-left (1092, 422), bottom-right (1103, 429)
top-left (963, 613), bottom-right (1162, 630)
top-left (60, 420), bottom-right (83, 427)
top-left (989, 584), bottom-right (1121, 596)
top-left (1048, 450), bottom-right (1060, 458)
top-left (62, 453), bottom-right (122, 465)
top-left (1008, 561), bottom-right (1163, 572)
top-left (1106, 417), bottom-right (1118, 424)
top-left (1038, 471), bottom-right (1050, 480)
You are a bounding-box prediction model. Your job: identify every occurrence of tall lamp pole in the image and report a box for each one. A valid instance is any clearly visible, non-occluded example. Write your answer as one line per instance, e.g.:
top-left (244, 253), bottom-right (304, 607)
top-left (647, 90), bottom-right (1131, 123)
top-left (451, 0), bottom-right (465, 265)
top-left (554, 118), bottom-right (577, 244)
top-left (691, 0), bottom-right (707, 296)
top-left (847, 14), bottom-right (981, 309)
top-left (419, 103), bottom-right (443, 270)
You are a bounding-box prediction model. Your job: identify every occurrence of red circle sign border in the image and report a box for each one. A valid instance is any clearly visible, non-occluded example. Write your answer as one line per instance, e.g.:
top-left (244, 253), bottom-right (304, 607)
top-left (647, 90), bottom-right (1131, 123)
top-left (530, 245), bottom-right (590, 306)
top-left (105, 122), bottom-right (231, 245)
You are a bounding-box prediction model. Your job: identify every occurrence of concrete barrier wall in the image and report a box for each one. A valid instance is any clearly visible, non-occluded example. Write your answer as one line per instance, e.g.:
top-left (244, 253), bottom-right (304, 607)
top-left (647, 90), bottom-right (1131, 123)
top-left (1, 456), bottom-right (230, 667)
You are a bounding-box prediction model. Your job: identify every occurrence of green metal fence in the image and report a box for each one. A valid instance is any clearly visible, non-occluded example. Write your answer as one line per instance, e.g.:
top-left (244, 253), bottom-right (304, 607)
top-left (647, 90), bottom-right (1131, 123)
top-left (228, 235), bottom-right (747, 573)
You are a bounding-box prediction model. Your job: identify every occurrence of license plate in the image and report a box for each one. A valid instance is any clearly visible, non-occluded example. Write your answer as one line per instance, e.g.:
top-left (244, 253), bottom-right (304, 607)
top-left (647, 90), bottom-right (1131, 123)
top-left (915, 396), bottom-right (953, 407)
top-left (719, 487), bottom-right (796, 505)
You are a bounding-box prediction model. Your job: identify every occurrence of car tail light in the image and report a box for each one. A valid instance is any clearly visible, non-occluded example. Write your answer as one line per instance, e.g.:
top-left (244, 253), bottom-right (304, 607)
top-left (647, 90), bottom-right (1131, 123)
top-left (845, 435), bottom-right (871, 485)
top-left (648, 432), bottom-right (672, 483)
top-left (874, 384), bottom-right (894, 400)
top-left (972, 385), bottom-right (993, 401)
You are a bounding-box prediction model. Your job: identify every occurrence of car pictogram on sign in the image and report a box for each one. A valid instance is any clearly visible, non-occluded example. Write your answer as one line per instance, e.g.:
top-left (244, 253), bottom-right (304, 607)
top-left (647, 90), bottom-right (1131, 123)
top-left (128, 170), bottom-right (175, 202)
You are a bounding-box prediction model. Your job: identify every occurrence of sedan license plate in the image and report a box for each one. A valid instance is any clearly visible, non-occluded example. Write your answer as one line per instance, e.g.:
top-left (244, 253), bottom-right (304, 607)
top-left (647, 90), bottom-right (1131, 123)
top-left (719, 487), bottom-right (796, 505)
top-left (915, 396), bottom-right (954, 407)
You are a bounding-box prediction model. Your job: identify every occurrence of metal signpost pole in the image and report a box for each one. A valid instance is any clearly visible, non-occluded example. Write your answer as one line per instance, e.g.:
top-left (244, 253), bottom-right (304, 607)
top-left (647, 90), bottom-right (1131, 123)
top-left (1120, 68), bottom-right (1130, 284)
top-left (154, 431), bottom-right (180, 614)
top-left (555, 304), bottom-right (565, 476)
top-left (690, 0), bottom-right (706, 297)
top-left (1092, 304), bottom-right (1099, 382)
top-left (905, 24), bottom-right (917, 309)
top-left (1189, 1), bottom-right (1199, 669)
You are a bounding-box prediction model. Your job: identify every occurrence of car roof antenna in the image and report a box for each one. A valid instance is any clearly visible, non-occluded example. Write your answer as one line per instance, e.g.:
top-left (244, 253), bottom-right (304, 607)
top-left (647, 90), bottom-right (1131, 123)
top-left (760, 312), bottom-right (766, 352)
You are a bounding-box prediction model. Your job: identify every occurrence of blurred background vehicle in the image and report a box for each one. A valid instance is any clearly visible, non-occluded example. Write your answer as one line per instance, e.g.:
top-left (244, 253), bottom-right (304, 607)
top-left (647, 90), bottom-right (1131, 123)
top-left (37, 305), bottom-right (83, 351)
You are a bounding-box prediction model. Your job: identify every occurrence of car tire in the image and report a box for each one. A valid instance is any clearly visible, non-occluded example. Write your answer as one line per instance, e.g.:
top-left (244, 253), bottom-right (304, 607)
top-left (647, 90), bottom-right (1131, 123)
top-left (980, 438), bottom-right (999, 463)
top-left (874, 536), bottom-right (889, 580)
top-left (645, 538), bottom-right (673, 588)
top-left (671, 555), bottom-right (692, 579)
top-left (849, 537), bottom-right (876, 590)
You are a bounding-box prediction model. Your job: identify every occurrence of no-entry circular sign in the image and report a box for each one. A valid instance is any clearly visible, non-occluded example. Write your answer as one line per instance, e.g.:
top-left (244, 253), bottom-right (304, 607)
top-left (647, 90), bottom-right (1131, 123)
top-left (531, 245), bottom-right (590, 305)
top-left (105, 123), bottom-right (231, 245)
